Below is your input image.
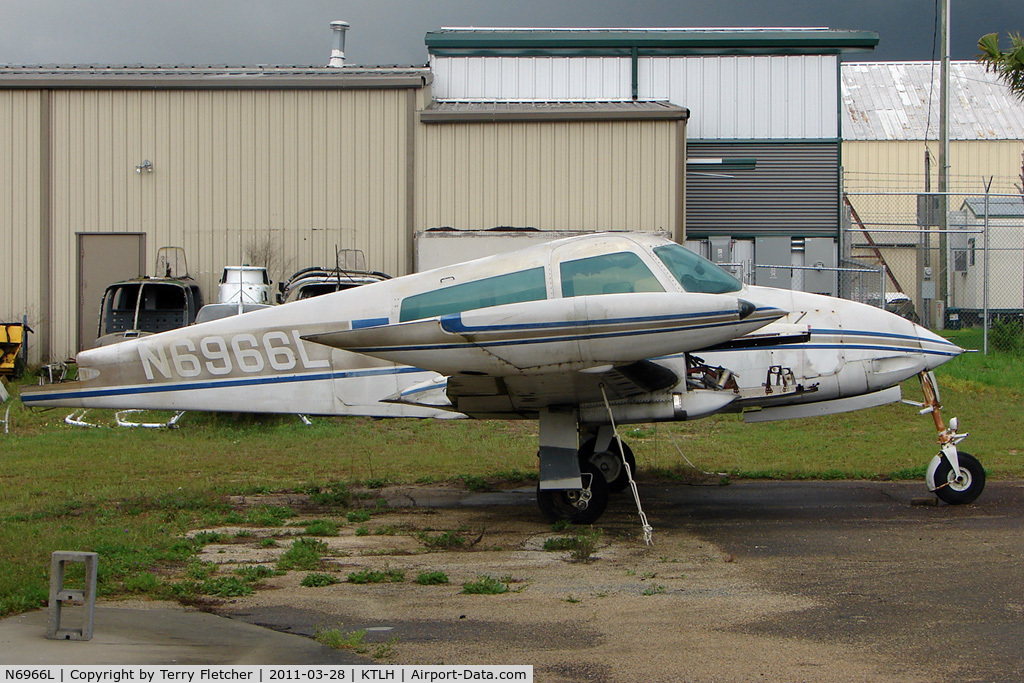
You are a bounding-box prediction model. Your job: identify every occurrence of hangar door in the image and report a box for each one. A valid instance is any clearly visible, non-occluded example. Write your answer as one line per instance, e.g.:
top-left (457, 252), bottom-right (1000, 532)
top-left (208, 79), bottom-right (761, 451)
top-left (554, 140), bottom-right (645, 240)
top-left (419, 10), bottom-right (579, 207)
top-left (77, 233), bottom-right (145, 351)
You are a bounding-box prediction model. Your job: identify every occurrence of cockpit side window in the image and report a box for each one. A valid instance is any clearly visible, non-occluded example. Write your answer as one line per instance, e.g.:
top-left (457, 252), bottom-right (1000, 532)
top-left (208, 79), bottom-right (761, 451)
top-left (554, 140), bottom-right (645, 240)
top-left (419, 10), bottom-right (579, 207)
top-left (399, 267), bottom-right (547, 322)
top-left (559, 251), bottom-right (665, 298)
top-left (653, 244), bottom-right (743, 294)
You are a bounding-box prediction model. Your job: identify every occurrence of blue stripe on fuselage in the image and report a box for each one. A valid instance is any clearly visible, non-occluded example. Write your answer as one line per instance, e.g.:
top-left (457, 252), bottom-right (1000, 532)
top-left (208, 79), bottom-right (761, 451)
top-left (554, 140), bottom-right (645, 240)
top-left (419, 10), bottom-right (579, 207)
top-left (21, 366), bottom-right (425, 403)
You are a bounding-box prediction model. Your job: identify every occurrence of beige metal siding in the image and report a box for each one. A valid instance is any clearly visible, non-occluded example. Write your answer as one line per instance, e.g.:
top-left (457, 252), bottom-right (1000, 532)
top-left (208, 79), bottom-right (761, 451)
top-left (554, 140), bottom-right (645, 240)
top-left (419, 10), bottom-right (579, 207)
top-left (417, 119), bottom-right (678, 234)
top-left (843, 138), bottom-right (1024, 309)
top-left (0, 91), bottom-right (42, 362)
top-left (47, 88), bottom-right (411, 356)
top-left (843, 140), bottom-right (1024, 193)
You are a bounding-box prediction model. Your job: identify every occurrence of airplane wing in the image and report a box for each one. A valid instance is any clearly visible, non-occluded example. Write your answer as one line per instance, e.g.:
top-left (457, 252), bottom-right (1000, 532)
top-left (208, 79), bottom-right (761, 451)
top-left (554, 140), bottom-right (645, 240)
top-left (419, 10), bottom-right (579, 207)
top-left (305, 292), bottom-right (784, 418)
top-left (304, 292), bottom-right (784, 377)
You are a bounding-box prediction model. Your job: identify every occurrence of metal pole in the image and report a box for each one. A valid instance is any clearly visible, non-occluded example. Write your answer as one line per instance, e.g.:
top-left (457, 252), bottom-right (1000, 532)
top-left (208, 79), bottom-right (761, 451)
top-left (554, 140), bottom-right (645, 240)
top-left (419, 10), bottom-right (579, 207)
top-left (881, 264), bottom-right (887, 313)
top-left (921, 150), bottom-right (932, 327)
top-left (938, 0), bottom-right (950, 328)
top-left (983, 178), bottom-right (991, 355)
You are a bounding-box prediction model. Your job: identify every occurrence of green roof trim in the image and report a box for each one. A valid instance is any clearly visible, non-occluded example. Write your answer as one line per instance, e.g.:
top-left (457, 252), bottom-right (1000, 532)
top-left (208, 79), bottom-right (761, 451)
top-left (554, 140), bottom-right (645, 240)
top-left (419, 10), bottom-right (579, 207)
top-left (426, 29), bottom-right (879, 56)
top-left (420, 101), bottom-right (689, 124)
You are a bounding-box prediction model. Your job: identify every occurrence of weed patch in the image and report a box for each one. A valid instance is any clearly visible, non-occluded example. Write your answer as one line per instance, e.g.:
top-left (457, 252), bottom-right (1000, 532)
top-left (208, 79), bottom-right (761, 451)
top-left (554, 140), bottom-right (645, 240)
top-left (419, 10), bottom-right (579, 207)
top-left (192, 531), bottom-right (227, 545)
top-left (461, 575), bottom-right (508, 595)
top-left (277, 538), bottom-right (328, 571)
top-left (372, 637), bottom-right (399, 660)
top-left (184, 559), bottom-right (218, 581)
top-left (245, 505), bottom-right (295, 526)
top-left (200, 575), bottom-right (255, 598)
top-left (316, 628), bottom-right (368, 652)
top-left (233, 565), bottom-right (283, 582)
top-left (418, 528), bottom-right (467, 550)
top-left (542, 537), bottom-right (578, 551)
top-left (542, 528), bottom-right (601, 562)
top-left (305, 483), bottom-right (351, 508)
top-left (301, 572), bottom-right (340, 587)
top-left (303, 520), bottom-right (340, 536)
top-left (415, 571), bottom-right (450, 585)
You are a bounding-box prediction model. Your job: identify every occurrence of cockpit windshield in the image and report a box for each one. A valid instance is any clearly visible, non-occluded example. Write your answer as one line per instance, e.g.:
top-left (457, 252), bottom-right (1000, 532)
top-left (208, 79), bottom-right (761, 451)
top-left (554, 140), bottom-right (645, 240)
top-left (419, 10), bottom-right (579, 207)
top-left (653, 243), bottom-right (743, 294)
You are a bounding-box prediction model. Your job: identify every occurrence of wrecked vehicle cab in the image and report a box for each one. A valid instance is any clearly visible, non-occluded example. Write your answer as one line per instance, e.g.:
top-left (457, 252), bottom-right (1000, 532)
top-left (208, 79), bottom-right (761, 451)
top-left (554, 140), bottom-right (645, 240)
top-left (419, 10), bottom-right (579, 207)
top-left (95, 247), bottom-right (203, 347)
top-left (277, 249), bottom-right (389, 303)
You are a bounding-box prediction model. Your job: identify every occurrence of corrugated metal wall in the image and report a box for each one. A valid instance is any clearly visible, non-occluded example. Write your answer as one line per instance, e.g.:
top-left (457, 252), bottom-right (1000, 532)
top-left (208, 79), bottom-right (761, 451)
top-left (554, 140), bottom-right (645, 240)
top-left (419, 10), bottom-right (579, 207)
top-left (41, 88), bottom-right (412, 358)
top-left (431, 54), bottom-right (840, 142)
top-left (640, 55), bottom-right (839, 140)
top-left (0, 91), bottom-right (42, 358)
top-left (843, 140), bottom-right (1024, 193)
top-left (417, 119), bottom-right (679, 234)
top-left (430, 56), bottom-right (632, 101)
top-left (687, 141), bottom-right (839, 237)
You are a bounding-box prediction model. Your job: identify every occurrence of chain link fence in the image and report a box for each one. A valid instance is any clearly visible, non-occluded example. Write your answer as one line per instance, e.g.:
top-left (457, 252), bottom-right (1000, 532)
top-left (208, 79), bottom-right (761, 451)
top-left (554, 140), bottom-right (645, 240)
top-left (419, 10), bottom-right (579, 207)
top-left (842, 189), bottom-right (1024, 354)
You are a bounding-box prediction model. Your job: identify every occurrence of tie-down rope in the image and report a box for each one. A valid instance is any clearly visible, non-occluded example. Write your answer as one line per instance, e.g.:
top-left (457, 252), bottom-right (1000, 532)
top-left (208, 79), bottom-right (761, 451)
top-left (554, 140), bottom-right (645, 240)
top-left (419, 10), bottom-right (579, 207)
top-left (599, 384), bottom-right (653, 545)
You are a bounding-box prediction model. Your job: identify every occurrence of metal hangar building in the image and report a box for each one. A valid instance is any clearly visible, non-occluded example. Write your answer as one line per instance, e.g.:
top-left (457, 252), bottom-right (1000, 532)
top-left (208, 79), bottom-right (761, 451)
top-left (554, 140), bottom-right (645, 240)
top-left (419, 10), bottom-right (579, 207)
top-left (0, 26), bottom-right (877, 364)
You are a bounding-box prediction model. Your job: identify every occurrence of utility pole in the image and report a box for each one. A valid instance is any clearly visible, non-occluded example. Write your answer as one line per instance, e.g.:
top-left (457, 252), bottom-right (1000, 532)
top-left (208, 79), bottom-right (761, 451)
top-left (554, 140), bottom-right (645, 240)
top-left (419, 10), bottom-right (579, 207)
top-left (937, 0), bottom-right (950, 328)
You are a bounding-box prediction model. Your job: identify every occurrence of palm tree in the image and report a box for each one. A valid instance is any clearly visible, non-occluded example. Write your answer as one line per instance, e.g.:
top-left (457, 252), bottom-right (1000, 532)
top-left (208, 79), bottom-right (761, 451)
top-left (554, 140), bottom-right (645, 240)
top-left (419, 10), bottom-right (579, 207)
top-left (978, 32), bottom-right (1024, 100)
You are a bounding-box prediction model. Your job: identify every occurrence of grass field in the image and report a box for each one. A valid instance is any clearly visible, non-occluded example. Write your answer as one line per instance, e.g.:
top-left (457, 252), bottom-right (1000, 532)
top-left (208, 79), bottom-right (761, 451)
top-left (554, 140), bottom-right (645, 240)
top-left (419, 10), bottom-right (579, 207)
top-left (1, 334), bottom-right (1021, 616)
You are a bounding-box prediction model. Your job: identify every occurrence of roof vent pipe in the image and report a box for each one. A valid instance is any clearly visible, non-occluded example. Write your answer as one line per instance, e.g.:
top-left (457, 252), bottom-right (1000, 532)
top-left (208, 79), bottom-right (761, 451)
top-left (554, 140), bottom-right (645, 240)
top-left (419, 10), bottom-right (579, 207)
top-left (329, 21), bottom-right (349, 67)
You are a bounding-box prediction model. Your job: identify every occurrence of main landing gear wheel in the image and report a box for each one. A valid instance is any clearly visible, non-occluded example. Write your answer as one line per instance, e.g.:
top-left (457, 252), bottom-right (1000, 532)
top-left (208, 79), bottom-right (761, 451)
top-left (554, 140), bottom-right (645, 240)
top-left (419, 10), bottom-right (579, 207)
top-left (934, 452), bottom-right (986, 505)
top-left (536, 463), bottom-right (609, 524)
top-left (579, 438), bottom-right (637, 493)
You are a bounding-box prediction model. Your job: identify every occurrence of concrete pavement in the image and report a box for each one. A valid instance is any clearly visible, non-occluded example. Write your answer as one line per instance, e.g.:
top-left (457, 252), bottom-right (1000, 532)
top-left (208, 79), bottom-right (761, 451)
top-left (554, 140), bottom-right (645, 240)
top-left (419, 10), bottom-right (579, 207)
top-left (0, 603), bottom-right (364, 665)
top-left (2, 479), bottom-right (1023, 680)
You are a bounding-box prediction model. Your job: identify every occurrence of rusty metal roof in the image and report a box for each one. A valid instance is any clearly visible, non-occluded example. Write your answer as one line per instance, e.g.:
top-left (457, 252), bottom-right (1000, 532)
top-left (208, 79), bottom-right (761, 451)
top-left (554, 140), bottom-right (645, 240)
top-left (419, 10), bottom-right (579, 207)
top-left (841, 61), bottom-right (1024, 141)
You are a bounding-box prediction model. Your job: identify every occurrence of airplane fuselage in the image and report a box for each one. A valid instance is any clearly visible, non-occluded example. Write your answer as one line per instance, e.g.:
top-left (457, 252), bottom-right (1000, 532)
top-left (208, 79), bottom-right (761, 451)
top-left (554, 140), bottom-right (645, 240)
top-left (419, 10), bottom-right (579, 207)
top-left (22, 231), bottom-right (976, 522)
top-left (22, 233), bottom-right (959, 424)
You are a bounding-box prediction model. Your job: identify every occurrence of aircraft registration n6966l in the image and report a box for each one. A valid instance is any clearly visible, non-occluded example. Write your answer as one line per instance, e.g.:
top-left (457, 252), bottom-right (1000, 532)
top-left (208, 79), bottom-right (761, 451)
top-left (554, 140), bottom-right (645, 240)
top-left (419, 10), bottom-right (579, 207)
top-left (22, 232), bottom-right (980, 527)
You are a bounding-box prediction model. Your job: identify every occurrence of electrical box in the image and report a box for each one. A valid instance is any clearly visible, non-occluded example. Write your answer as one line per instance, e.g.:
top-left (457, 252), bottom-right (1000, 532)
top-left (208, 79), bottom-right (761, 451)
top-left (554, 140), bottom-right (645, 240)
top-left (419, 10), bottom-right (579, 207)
top-left (708, 236), bottom-right (732, 263)
top-left (755, 237), bottom-right (792, 289)
top-left (803, 238), bottom-right (837, 296)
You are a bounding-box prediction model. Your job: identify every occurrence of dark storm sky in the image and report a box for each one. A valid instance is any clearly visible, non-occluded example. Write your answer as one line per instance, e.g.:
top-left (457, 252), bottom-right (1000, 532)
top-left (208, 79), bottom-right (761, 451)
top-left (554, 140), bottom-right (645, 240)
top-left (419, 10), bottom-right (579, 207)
top-left (0, 0), bottom-right (1020, 67)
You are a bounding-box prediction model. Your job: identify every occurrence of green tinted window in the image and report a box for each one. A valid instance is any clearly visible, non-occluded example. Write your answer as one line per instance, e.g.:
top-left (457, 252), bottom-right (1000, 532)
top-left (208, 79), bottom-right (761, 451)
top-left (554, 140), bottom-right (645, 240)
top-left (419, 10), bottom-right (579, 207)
top-left (653, 243), bottom-right (742, 294)
top-left (560, 252), bottom-right (665, 298)
top-left (399, 267), bottom-right (547, 322)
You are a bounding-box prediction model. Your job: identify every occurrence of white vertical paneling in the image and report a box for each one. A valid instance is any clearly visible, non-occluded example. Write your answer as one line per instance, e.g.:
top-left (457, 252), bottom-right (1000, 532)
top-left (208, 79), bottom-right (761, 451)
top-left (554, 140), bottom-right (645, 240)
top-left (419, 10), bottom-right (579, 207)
top-left (639, 54), bottom-right (838, 139)
top-left (432, 56), bottom-right (632, 101)
top-left (751, 57), bottom-right (770, 139)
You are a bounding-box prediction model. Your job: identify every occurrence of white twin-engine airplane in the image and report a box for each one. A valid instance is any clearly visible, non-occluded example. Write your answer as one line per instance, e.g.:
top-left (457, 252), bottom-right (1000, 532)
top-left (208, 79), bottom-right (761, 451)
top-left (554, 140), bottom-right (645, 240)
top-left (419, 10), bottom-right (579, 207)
top-left (22, 232), bottom-right (982, 524)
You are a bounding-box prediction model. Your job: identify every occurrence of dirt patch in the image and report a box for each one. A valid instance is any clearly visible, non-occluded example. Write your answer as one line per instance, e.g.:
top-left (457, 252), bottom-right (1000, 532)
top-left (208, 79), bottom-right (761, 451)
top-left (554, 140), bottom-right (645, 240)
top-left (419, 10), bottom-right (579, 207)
top-left (176, 484), bottom-right (931, 682)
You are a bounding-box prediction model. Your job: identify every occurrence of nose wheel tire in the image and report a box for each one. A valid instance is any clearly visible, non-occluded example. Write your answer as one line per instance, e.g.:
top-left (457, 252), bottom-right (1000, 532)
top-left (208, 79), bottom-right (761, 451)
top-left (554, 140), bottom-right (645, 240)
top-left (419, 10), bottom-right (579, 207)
top-left (536, 463), bottom-right (610, 524)
top-left (933, 451), bottom-right (986, 505)
top-left (579, 438), bottom-right (637, 494)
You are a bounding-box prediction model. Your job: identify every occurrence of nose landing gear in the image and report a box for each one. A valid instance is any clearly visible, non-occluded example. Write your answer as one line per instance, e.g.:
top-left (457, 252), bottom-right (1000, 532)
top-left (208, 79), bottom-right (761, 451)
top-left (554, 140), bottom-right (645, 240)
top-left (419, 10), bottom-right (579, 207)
top-left (913, 371), bottom-right (986, 505)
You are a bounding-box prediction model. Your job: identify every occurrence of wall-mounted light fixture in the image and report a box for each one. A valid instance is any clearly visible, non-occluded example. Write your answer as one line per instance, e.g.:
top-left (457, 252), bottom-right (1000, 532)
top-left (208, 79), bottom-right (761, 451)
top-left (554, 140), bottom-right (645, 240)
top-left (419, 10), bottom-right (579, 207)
top-left (135, 159), bottom-right (153, 174)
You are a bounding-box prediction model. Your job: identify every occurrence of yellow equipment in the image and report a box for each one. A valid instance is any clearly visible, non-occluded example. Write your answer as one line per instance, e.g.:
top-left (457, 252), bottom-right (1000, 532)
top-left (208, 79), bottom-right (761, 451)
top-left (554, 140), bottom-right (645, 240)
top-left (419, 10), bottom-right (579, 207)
top-left (1, 321), bottom-right (30, 377)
